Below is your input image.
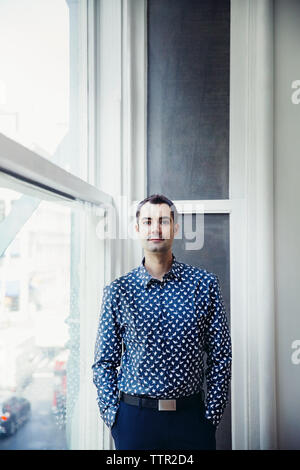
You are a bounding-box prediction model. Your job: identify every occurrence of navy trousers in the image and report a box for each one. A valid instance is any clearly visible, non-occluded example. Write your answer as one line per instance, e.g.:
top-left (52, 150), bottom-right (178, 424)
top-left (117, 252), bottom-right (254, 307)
top-left (111, 394), bottom-right (216, 450)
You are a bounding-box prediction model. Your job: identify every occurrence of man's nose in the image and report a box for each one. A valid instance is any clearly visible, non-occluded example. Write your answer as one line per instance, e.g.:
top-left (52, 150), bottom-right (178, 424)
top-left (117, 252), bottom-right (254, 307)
top-left (151, 221), bottom-right (161, 233)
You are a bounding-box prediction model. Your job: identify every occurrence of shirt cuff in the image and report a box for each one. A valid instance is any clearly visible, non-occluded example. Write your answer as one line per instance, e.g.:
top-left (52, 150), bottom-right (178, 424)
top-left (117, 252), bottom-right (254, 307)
top-left (205, 409), bottom-right (220, 428)
top-left (102, 403), bottom-right (119, 429)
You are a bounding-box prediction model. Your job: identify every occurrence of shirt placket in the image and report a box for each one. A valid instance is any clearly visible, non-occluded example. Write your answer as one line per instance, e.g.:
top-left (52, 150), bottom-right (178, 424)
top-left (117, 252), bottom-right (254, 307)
top-left (158, 278), bottom-right (173, 389)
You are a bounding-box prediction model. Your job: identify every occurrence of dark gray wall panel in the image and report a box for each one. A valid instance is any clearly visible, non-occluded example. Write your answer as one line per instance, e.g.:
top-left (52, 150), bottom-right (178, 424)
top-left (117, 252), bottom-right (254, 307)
top-left (147, 0), bottom-right (230, 199)
top-left (173, 213), bottom-right (231, 450)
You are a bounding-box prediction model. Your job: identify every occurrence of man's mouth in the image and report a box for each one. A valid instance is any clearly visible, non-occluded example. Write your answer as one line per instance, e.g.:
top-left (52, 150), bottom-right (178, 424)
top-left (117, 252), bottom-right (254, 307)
top-left (148, 238), bottom-right (164, 241)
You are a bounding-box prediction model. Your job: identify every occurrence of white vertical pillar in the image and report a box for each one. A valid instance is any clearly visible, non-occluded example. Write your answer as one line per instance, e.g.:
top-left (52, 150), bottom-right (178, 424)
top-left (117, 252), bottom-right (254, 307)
top-left (230, 0), bottom-right (277, 449)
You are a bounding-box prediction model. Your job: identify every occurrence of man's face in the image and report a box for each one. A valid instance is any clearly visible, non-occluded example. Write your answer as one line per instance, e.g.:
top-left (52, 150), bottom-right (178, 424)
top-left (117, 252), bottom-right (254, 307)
top-left (135, 202), bottom-right (179, 254)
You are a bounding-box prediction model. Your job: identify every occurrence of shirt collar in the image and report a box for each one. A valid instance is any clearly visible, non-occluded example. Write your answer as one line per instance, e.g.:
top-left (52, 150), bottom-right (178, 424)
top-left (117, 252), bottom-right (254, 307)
top-left (137, 253), bottom-right (182, 288)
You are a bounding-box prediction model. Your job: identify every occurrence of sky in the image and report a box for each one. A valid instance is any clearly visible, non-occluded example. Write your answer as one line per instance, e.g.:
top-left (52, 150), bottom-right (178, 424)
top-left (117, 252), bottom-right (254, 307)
top-left (0, 0), bottom-right (70, 155)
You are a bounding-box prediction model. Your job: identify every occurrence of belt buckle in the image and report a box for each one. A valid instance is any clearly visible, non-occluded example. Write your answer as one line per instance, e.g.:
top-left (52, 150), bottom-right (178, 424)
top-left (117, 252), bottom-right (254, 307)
top-left (158, 399), bottom-right (176, 411)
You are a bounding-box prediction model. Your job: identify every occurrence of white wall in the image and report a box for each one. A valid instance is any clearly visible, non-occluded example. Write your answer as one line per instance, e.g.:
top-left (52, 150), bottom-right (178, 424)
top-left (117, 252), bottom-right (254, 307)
top-left (274, 0), bottom-right (300, 450)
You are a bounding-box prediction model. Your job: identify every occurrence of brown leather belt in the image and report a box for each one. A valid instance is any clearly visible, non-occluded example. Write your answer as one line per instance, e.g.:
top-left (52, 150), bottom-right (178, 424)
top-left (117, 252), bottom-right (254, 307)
top-left (120, 390), bottom-right (205, 411)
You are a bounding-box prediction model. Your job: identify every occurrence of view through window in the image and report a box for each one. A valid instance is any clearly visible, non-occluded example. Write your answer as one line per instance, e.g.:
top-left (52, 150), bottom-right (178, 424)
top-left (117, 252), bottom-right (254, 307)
top-left (0, 187), bottom-right (82, 449)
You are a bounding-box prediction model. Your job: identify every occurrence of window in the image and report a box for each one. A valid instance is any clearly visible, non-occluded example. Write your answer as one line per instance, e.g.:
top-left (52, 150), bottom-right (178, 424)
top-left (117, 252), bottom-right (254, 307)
top-left (0, 0), bottom-right (115, 450)
top-left (0, 175), bottom-right (107, 450)
top-left (0, 0), bottom-right (87, 180)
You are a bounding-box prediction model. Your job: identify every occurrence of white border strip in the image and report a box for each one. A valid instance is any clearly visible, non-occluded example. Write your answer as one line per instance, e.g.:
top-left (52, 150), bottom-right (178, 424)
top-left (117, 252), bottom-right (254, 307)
top-left (174, 199), bottom-right (232, 214)
top-left (132, 200), bottom-right (231, 214)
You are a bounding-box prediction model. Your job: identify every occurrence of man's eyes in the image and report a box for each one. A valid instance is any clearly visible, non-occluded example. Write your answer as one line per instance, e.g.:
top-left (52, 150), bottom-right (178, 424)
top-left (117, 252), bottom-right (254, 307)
top-left (142, 220), bottom-right (170, 225)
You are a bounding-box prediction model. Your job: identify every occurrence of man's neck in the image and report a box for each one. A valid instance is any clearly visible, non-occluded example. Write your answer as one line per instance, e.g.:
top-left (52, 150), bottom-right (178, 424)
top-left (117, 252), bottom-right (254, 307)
top-left (143, 251), bottom-right (173, 281)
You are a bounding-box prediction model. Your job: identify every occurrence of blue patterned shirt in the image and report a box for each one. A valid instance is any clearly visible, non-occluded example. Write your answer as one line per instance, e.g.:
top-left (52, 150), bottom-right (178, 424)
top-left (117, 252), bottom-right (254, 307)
top-left (92, 254), bottom-right (232, 429)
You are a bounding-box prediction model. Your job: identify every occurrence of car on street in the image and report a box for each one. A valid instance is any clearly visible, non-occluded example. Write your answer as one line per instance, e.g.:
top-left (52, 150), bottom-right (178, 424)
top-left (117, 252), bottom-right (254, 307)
top-left (0, 392), bottom-right (31, 436)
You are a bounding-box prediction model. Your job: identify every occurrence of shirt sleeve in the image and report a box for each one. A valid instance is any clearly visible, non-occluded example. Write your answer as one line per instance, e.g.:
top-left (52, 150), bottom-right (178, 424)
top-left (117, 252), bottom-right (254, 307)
top-left (92, 284), bottom-right (122, 429)
top-left (203, 275), bottom-right (232, 428)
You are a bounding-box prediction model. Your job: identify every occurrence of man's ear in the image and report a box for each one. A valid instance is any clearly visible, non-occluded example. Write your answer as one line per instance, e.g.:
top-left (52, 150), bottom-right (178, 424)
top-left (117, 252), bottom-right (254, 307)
top-left (174, 223), bottom-right (179, 236)
top-left (135, 222), bottom-right (139, 233)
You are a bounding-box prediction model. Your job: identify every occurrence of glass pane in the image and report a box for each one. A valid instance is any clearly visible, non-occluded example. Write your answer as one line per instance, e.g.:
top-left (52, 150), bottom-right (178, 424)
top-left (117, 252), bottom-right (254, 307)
top-left (147, 0), bottom-right (230, 199)
top-left (0, 180), bottom-right (104, 449)
top-left (0, 0), bottom-right (86, 180)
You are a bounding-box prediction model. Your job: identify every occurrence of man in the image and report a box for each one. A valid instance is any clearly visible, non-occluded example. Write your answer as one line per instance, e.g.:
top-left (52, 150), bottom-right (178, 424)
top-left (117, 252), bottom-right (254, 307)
top-left (92, 194), bottom-right (232, 450)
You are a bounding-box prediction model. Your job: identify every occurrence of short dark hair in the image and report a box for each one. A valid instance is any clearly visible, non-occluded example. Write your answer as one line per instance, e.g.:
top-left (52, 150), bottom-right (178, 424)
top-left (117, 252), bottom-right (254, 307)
top-left (136, 194), bottom-right (178, 224)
